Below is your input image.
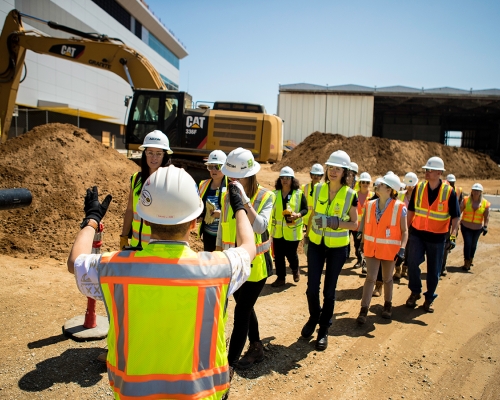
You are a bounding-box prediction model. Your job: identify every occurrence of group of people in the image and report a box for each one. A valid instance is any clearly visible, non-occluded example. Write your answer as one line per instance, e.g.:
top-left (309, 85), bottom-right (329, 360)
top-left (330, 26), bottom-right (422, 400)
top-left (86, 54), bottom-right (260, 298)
top-left (67, 129), bottom-right (490, 399)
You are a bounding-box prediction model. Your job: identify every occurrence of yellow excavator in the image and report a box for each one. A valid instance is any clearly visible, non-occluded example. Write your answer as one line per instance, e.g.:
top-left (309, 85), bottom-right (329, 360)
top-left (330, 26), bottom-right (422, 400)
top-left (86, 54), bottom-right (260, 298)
top-left (0, 9), bottom-right (283, 164)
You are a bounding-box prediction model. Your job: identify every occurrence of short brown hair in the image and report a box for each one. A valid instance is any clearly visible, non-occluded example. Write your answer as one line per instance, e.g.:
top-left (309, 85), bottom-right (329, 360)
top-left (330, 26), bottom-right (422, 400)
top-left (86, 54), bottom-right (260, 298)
top-left (149, 221), bottom-right (191, 237)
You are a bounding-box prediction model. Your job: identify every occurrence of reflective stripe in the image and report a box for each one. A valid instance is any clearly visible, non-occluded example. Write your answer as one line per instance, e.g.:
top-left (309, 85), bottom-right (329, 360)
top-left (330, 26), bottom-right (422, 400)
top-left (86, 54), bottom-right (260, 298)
top-left (363, 234), bottom-right (400, 246)
top-left (462, 196), bottom-right (490, 224)
top-left (364, 234), bottom-right (375, 242)
top-left (256, 240), bottom-right (271, 255)
top-left (130, 172), bottom-right (151, 247)
top-left (271, 189), bottom-right (304, 241)
top-left (391, 202), bottom-right (401, 226)
top-left (412, 181), bottom-right (452, 233)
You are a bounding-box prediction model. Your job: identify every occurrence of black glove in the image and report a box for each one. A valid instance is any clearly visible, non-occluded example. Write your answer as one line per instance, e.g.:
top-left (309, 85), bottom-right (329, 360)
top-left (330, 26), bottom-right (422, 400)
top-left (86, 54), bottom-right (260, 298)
top-left (82, 186), bottom-right (112, 225)
top-left (229, 183), bottom-right (247, 217)
top-left (449, 235), bottom-right (456, 250)
top-left (482, 226), bottom-right (488, 236)
top-left (394, 247), bottom-right (405, 266)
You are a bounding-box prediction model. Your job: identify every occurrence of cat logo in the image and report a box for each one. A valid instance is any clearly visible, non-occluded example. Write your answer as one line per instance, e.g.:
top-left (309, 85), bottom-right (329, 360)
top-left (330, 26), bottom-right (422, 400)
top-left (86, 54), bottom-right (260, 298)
top-left (186, 116), bottom-right (206, 129)
top-left (48, 44), bottom-right (85, 59)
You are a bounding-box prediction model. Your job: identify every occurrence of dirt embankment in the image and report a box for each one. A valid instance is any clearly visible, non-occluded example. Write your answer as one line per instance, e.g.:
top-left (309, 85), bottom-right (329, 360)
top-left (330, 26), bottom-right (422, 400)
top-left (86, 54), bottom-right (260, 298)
top-left (273, 132), bottom-right (500, 180)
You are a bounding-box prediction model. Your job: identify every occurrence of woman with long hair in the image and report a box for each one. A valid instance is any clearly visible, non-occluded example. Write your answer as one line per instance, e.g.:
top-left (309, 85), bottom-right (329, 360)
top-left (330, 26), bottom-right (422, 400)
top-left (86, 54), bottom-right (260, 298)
top-left (302, 150), bottom-right (358, 351)
top-left (120, 130), bottom-right (172, 249)
top-left (356, 173), bottom-right (408, 324)
top-left (270, 166), bottom-right (308, 287)
top-left (460, 183), bottom-right (490, 271)
top-left (197, 150), bottom-right (228, 251)
top-left (216, 148), bottom-right (275, 370)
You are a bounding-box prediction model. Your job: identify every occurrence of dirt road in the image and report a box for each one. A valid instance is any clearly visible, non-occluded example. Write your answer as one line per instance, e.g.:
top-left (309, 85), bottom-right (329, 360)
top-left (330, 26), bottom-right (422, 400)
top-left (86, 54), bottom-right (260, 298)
top-left (0, 165), bottom-right (499, 399)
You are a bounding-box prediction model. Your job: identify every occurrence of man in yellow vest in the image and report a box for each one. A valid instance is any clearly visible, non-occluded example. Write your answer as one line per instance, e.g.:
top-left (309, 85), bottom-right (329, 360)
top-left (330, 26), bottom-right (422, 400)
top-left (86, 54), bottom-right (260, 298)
top-left (67, 165), bottom-right (256, 400)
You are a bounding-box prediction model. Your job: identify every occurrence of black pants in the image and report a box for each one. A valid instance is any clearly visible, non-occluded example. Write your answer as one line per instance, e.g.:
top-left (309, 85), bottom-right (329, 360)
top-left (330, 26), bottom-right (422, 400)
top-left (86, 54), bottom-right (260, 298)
top-left (227, 277), bottom-right (267, 366)
top-left (202, 232), bottom-right (217, 252)
top-left (352, 231), bottom-right (363, 263)
top-left (273, 237), bottom-right (299, 280)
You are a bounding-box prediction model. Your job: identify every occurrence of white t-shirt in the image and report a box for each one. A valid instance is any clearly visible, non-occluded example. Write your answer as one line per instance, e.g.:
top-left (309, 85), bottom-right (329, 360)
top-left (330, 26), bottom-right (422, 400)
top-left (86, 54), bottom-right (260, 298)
top-left (74, 246), bottom-right (251, 301)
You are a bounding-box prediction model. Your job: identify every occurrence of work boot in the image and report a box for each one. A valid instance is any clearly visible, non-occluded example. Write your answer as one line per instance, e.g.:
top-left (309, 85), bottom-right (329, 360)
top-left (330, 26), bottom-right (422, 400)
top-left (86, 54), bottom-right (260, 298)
top-left (372, 281), bottom-right (383, 297)
top-left (271, 277), bottom-right (286, 287)
top-left (301, 318), bottom-right (318, 338)
top-left (470, 258), bottom-right (474, 267)
top-left (405, 292), bottom-right (421, 308)
top-left (354, 260), bottom-right (362, 269)
top-left (401, 266), bottom-right (408, 278)
top-left (393, 266), bottom-right (402, 281)
top-left (381, 301), bottom-right (392, 319)
top-left (440, 265), bottom-right (448, 277)
top-left (423, 300), bottom-right (434, 313)
top-left (315, 326), bottom-right (328, 351)
top-left (237, 341), bottom-right (264, 369)
top-left (292, 269), bottom-right (300, 283)
top-left (462, 259), bottom-right (471, 272)
top-left (356, 306), bottom-right (369, 325)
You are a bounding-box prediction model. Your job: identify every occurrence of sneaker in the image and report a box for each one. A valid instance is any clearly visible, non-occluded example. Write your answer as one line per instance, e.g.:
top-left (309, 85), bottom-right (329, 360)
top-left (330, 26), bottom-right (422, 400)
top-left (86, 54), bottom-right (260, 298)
top-left (237, 342), bottom-right (264, 369)
top-left (292, 269), bottom-right (300, 283)
top-left (381, 301), bottom-right (392, 319)
top-left (405, 293), bottom-right (421, 308)
top-left (271, 278), bottom-right (286, 287)
top-left (301, 318), bottom-right (317, 338)
top-left (356, 306), bottom-right (368, 325)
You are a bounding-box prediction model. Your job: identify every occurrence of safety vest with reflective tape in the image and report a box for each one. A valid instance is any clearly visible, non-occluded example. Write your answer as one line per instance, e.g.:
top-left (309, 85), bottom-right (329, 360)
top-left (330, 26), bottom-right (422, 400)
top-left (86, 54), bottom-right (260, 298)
top-left (130, 172), bottom-right (151, 248)
top-left (98, 242), bottom-right (231, 399)
top-left (363, 199), bottom-right (404, 260)
top-left (271, 189), bottom-right (304, 241)
top-left (461, 196), bottom-right (490, 224)
top-left (309, 183), bottom-right (356, 248)
top-left (354, 190), bottom-right (374, 229)
top-left (220, 185), bottom-right (274, 282)
top-left (197, 178), bottom-right (228, 237)
top-left (412, 181), bottom-right (452, 234)
top-left (301, 182), bottom-right (317, 226)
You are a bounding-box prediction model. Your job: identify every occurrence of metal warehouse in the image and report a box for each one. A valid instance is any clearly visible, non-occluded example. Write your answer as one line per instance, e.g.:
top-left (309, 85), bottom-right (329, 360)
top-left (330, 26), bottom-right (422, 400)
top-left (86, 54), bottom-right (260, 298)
top-left (278, 83), bottom-right (500, 162)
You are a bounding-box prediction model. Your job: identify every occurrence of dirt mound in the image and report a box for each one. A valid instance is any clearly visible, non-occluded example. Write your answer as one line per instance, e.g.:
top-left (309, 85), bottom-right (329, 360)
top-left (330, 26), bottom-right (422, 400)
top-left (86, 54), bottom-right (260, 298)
top-left (273, 132), bottom-right (500, 180)
top-left (0, 123), bottom-right (141, 259)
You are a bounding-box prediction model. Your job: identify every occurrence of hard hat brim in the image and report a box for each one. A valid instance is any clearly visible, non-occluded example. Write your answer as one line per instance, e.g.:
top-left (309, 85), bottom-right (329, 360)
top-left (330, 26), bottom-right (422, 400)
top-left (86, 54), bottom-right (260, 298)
top-left (325, 162), bottom-right (349, 168)
top-left (139, 143), bottom-right (174, 154)
top-left (380, 177), bottom-right (402, 192)
top-left (204, 161), bottom-right (225, 165)
top-left (137, 202), bottom-right (203, 225)
top-left (221, 161), bottom-right (261, 178)
top-left (421, 165), bottom-right (445, 171)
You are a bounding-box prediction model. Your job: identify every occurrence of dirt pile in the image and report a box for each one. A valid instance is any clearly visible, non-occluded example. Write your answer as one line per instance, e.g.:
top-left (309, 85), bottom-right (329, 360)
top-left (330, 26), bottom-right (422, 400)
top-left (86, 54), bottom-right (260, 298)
top-left (273, 132), bottom-right (500, 180)
top-left (0, 123), bottom-right (141, 259)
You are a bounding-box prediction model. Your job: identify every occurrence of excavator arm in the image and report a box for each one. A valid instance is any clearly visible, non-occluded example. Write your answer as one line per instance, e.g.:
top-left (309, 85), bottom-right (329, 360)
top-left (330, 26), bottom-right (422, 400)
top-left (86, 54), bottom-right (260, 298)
top-left (0, 9), bottom-right (167, 143)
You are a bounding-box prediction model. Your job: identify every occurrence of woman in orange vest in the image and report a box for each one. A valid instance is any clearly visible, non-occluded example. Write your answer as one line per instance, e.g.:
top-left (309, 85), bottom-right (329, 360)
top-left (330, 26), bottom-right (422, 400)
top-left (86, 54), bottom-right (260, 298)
top-left (460, 183), bottom-right (490, 271)
top-left (356, 173), bottom-right (408, 323)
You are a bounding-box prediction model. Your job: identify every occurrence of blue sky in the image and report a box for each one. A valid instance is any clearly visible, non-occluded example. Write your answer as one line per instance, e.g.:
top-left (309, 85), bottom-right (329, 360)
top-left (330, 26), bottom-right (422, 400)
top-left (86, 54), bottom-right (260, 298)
top-left (148, 0), bottom-right (500, 115)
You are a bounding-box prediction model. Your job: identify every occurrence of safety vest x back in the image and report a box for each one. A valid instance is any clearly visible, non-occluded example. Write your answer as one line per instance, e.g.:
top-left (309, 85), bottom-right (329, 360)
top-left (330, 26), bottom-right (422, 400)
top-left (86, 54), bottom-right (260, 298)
top-left (271, 189), bottom-right (304, 241)
top-left (99, 243), bottom-right (231, 400)
top-left (462, 196), bottom-right (490, 224)
top-left (130, 172), bottom-right (151, 248)
top-left (309, 183), bottom-right (356, 248)
top-left (220, 185), bottom-right (274, 282)
top-left (363, 199), bottom-right (403, 260)
top-left (412, 181), bottom-right (452, 234)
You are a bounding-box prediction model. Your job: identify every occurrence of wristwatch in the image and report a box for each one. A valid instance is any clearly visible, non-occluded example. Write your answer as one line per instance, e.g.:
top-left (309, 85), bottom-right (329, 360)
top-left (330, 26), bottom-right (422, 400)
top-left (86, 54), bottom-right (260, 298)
top-left (80, 218), bottom-right (99, 231)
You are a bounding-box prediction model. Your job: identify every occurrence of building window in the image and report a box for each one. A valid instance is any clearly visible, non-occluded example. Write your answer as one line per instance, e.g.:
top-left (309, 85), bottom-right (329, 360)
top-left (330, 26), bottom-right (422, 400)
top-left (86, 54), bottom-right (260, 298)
top-left (160, 74), bottom-right (179, 91)
top-left (135, 19), bottom-right (142, 39)
top-left (149, 33), bottom-right (180, 69)
top-left (92, 0), bottom-right (130, 29)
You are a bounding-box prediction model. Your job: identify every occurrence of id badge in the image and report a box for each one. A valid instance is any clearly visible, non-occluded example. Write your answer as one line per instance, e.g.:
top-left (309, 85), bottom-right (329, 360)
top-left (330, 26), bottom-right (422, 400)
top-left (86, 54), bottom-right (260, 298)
top-left (334, 203), bottom-right (341, 216)
top-left (438, 203), bottom-right (444, 212)
top-left (386, 228), bottom-right (391, 238)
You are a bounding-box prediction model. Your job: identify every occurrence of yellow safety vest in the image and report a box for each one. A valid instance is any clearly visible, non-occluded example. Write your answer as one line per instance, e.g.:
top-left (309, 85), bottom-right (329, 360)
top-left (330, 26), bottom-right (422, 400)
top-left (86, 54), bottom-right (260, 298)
top-left (309, 183), bottom-right (356, 248)
top-left (220, 185), bottom-right (274, 282)
top-left (301, 182), bottom-right (317, 226)
top-left (461, 196), bottom-right (490, 224)
top-left (271, 189), bottom-right (304, 241)
top-left (99, 242), bottom-right (231, 399)
top-left (197, 177), bottom-right (228, 237)
top-left (130, 172), bottom-right (151, 248)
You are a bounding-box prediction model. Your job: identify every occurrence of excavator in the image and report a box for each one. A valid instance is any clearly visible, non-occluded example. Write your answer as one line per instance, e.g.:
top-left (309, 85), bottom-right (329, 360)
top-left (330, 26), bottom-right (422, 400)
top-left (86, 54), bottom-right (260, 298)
top-left (0, 9), bottom-right (283, 168)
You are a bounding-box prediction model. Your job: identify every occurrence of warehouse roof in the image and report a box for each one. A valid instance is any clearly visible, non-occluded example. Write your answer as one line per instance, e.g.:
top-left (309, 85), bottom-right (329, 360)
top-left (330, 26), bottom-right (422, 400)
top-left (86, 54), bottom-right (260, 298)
top-left (279, 83), bottom-right (500, 98)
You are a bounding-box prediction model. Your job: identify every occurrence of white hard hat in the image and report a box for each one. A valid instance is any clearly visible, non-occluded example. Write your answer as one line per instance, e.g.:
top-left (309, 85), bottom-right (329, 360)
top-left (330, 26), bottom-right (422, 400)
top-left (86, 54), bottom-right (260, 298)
top-left (325, 150), bottom-right (351, 168)
top-left (205, 150), bottom-right (227, 165)
top-left (137, 165), bottom-right (203, 224)
top-left (387, 171), bottom-right (395, 175)
top-left (446, 174), bottom-right (456, 182)
top-left (279, 166), bottom-right (295, 177)
top-left (374, 177), bottom-right (384, 187)
top-left (422, 156), bottom-right (445, 171)
top-left (471, 183), bottom-right (483, 191)
top-left (349, 162), bottom-right (359, 173)
top-left (403, 172), bottom-right (418, 187)
top-left (359, 172), bottom-right (372, 182)
top-left (139, 130), bottom-right (173, 154)
top-left (380, 173), bottom-right (403, 192)
top-left (310, 163), bottom-right (324, 175)
top-left (221, 147), bottom-right (261, 179)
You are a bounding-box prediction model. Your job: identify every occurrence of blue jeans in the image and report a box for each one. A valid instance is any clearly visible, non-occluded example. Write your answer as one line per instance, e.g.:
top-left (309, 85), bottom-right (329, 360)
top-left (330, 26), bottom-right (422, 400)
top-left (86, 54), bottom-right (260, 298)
top-left (460, 224), bottom-right (482, 260)
top-left (306, 240), bottom-right (348, 327)
top-left (407, 233), bottom-right (445, 302)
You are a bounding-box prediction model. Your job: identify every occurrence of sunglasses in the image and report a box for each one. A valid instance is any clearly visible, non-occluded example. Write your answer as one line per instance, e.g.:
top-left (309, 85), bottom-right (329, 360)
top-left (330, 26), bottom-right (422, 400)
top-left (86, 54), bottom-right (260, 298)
top-left (207, 164), bottom-right (222, 171)
top-left (280, 176), bottom-right (292, 180)
top-left (424, 168), bottom-right (436, 173)
top-left (360, 181), bottom-right (370, 184)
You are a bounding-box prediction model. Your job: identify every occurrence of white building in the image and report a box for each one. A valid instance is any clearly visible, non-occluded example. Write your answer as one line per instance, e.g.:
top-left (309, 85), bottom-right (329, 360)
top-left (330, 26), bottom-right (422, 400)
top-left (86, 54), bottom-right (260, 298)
top-left (0, 0), bottom-right (187, 148)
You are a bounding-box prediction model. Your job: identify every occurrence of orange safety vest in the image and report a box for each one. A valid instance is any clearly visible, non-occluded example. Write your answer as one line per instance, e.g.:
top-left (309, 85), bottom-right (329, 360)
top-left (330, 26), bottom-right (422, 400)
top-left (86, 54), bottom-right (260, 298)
top-left (354, 190), bottom-right (374, 231)
top-left (461, 196), bottom-right (490, 224)
top-left (412, 181), bottom-right (452, 234)
top-left (363, 199), bottom-right (404, 260)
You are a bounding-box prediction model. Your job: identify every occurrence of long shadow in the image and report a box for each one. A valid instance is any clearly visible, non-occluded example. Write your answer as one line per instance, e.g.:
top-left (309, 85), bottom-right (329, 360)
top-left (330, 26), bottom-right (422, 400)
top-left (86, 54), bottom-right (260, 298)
top-left (260, 281), bottom-right (297, 297)
top-left (28, 334), bottom-right (69, 349)
top-left (446, 265), bottom-right (469, 274)
top-left (18, 348), bottom-right (106, 392)
top-left (336, 286), bottom-right (363, 301)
